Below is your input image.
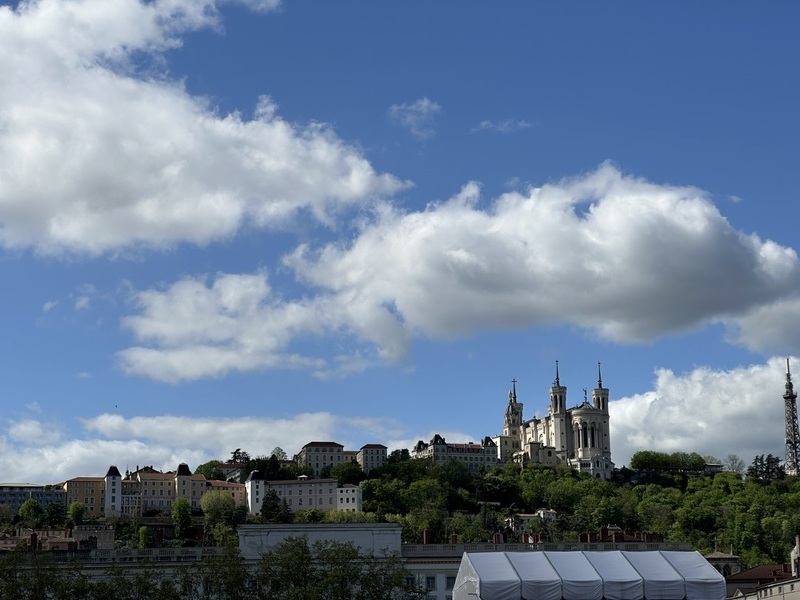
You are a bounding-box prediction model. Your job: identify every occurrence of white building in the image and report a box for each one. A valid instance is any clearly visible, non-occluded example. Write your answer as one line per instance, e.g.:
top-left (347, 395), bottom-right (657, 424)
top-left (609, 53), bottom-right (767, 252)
top-left (495, 363), bottom-right (614, 479)
top-left (337, 484), bottom-right (362, 512)
top-left (245, 475), bottom-right (340, 515)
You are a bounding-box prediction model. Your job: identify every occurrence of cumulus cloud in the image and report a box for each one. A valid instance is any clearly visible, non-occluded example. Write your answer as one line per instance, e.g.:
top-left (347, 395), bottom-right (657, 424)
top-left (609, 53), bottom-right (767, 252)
top-left (8, 419), bottom-right (62, 445)
top-left (117, 272), bottom-right (332, 382)
top-left (0, 0), bottom-right (404, 256)
top-left (726, 296), bottom-right (800, 355)
top-left (117, 163), bottom-right (800, 382)
top-left (610, 357), bottom-right (791, 467)
top-left (388, 97), bottom-right (442, 140)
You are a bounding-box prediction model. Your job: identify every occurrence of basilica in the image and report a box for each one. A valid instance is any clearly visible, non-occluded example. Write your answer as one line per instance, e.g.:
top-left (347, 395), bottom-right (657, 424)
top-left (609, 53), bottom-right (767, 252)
top-left (493, 362), bottom-right (615, 479)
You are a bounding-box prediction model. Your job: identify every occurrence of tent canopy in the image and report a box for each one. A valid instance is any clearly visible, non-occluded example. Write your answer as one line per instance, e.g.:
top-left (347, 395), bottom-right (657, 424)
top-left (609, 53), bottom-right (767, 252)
top-left (453, 550), bottom-right (725, 600)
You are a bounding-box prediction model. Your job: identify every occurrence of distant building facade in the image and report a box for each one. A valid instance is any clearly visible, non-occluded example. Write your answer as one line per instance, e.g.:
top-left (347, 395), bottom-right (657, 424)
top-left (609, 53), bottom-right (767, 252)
top-left (66, 464), bottom-right (246, 518)
top-left (411, 435), bottom-right (499, 473)
top-left (357, 444), bottom-right (387, 475)
top-left (0, 484), bottom-right (66, 514)
top-left (296, 442), bottom-right (344, 477)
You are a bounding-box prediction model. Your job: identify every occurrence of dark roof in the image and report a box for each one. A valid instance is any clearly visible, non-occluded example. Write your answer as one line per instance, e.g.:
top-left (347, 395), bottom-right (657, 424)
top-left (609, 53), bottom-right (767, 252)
top-left (176, 463), bottom-right (192, 477)
top-left (727, 563), bottom-right (792, 582)
top-left (360, 444), bottom-right (388, 449)
top-left (105, 465), bottom-right (122, 478)
top-left (302, 441), bottom-right (344, 448)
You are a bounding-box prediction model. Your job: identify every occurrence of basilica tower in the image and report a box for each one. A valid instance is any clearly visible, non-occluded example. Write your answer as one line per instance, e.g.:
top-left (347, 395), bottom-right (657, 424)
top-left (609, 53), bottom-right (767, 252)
top-left (549, 361), bottom-right (568, 454)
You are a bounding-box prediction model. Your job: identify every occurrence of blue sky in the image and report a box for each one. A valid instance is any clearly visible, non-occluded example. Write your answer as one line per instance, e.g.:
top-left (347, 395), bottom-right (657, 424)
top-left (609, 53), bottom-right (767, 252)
top-left (1, 0), bottom-right (799, 483)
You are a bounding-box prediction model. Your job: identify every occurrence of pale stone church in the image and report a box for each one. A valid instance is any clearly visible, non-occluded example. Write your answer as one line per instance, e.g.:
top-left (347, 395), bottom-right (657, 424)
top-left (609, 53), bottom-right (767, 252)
top-left (493, 362), bottom-right (615, 479)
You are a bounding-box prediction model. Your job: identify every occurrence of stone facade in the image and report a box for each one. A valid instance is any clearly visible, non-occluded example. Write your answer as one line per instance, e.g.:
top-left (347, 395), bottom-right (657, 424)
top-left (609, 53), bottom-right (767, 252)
top-left (495, 363), bottom-right (614, 479)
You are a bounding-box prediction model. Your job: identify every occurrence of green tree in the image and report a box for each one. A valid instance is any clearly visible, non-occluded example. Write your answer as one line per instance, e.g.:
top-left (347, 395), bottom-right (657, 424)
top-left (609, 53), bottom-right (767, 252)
top-left (43, 502), bottom-right (66, 527)
top-left (228, 448), bottom-right (250, 464)
top-left (0, 504), bottom-right (13, 524)
top-left (201, 490), bottom-right (237, 528)
top-left (361, 478), bottom-right (408, 516)
top-left (259, 490), bottom-right (292, 523)
top-left (18, 498), bottom-right (44, 529)
top-left (172, 497), bottom-right (192, 541)
top-left (270, 446), bottom-right (288, 460)
top-left (330, 461), bottom-right (366, 486)
top-left (138, 525), bottom-right (149, 548)
top-left (256, 535), bottom-right (417, 599)
top-left (67, 501), bottom-right (86, 525)
top-left (195, 460), bottom-right (224, 481)
top-left (747, 454), bottom-right (786, 483)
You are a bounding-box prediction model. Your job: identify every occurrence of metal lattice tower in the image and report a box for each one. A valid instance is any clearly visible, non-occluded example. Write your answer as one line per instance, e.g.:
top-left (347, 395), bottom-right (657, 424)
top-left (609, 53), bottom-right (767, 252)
top-left (784, 359), bottom-right (800, 476)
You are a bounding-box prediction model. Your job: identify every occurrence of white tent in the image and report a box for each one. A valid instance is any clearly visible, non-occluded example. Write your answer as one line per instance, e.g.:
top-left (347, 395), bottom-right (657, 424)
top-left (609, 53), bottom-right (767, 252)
top-left (582, 550), bottom-right (644, 600)
top-left (504, 552), bottom-right (561, 600)
top-left (452, 550), bottom-right (726, 600)
top-left (621, 550), bottom-right (686, 600)
top-left (661, 550), bottom-right (728, 600)
top-left (454, 552), bottom-right (521, 600)
top-left (544, 551), bottom-right (603, 599)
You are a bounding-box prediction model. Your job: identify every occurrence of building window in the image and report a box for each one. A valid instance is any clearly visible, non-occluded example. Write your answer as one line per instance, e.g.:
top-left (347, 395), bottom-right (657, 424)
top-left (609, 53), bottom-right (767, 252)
top-left (426, 576), bottom-right (436, 591)
top-left (446, 576), bottom-right (456, 590)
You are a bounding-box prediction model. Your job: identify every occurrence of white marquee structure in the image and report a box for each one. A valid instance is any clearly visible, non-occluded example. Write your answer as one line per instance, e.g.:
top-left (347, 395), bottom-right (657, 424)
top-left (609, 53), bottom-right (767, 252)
top-left (453, 550), bottom-right (725, 600)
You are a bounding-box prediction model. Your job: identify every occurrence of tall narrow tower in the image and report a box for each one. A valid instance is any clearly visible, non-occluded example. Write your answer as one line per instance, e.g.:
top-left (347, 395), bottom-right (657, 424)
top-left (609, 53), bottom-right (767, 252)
top-left (784, 359), bottom-right (800, 476)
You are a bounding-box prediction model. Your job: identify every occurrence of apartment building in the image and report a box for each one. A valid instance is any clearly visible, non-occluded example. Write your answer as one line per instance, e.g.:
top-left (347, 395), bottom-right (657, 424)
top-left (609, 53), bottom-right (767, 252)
top-left (0, 483), bottom-right (66, 514)
top-left (296, 442), bottom-right (344, 477)
top-left (411, 434), bottom-right (499, 473)
top-left (95, 464), bottom-right (246, 518)
top-left (62, 477), bottom-right (104, 517)
top-left (357, 444), bottom-right (388, 475)
top-left (245, 474), bottom-right (350, 515)
top-left (337, 484), bottom-right (362, 512)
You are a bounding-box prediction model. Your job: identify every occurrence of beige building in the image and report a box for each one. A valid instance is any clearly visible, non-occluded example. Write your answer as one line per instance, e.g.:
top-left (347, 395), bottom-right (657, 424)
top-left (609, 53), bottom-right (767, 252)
top-left (411, 435), bottom-right (499, 473)
top-left (63, 477), bottom-right (105, 517)
top-left (102, 463), bottom-right (245, 518)
top-left (296, 442), bottom-right (344, 477)
top-left (357, 444), bottom-right (388, 475)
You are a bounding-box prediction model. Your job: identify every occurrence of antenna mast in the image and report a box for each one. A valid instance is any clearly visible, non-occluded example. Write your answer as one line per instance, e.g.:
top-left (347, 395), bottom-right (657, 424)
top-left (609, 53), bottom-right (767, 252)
top-left (784, 359), bottom-right (800, 476)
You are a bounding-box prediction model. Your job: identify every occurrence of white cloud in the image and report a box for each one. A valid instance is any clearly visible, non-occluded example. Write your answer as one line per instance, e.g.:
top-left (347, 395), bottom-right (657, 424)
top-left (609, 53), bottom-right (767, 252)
top-left (0, 0), bottom-right (405, 256)
top-left (117, 272), bottom-right (331, 382)
top-left (74, 296), bottom-right (91, 311)
top-left (42, 301), bottom-right (58, 313)
top-left (287, 162), bottom-right (800, 349)
top-left (117, 163), bottom-right (800, 382)
top-left (8, 419), bottom-right (62, 445)
top-left (726, 296), bottom-right (800, 355)
top-left (388, 97), bottom-right (442, 140)
top-left (611, 357), bottom-right (791, 467)
top-left (0, 411), bottom-right (403, 482)
top-left (471, 119), bottom-right (533, 134)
